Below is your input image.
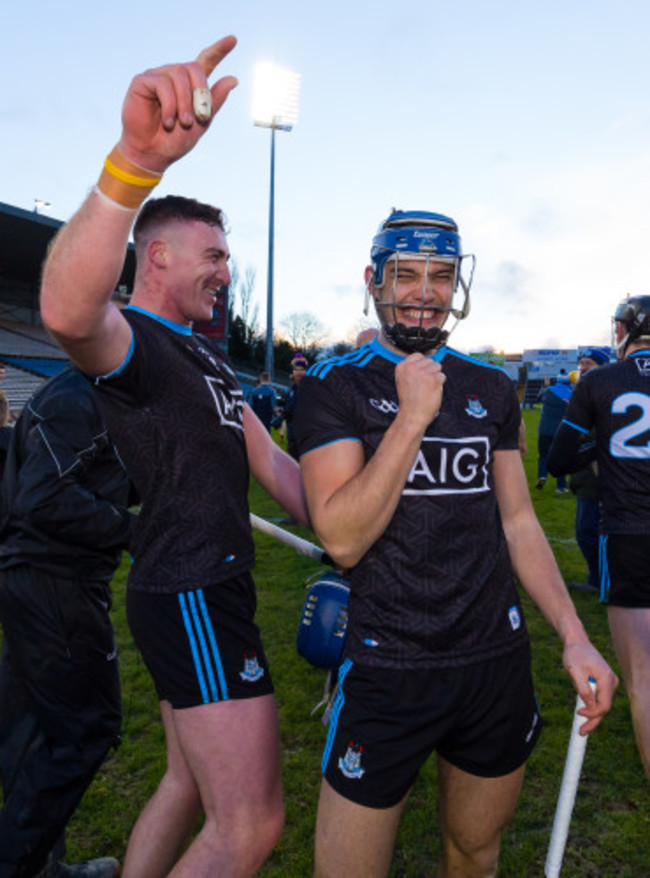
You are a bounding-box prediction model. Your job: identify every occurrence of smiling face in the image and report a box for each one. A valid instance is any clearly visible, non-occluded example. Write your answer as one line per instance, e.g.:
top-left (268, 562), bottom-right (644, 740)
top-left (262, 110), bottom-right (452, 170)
top-left (366, 256), bottom-right (456, 354)
top-left (158, 220), bottom-right (231, 325)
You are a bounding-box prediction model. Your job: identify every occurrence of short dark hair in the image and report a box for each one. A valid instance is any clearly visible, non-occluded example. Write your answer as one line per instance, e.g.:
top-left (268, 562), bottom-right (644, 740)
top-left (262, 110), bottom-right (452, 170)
top-left (133, 195), bottom-right (228, 246)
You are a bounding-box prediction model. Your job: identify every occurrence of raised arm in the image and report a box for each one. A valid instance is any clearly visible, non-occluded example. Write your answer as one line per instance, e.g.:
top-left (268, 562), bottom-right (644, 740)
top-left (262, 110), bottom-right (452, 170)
top-left (300, 353), bottom-right (445, 569)
top-left (40, 36), bottom-right (238, 375)
top-left (493, 449), bottom-right (618, 733)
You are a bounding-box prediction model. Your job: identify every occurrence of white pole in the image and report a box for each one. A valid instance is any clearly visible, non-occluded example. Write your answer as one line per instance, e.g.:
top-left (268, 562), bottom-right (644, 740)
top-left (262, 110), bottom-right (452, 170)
top-left (545, 681), bottom-right (596, 877)
top-left (250, 513), bottom-right (332, 565)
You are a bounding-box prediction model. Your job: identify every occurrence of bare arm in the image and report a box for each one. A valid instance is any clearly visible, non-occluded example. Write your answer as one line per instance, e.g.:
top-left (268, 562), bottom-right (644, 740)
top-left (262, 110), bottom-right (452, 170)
top-left (493, 449), bottom-right (618, 733)
top-left (300, 353), bottom-right (445, 568)
top-left (41, 195), bottom-right (136, 375)
top-left (243, 405), bottom-right (310, 526)
top-left (40, 36), bottom-right (238, 375)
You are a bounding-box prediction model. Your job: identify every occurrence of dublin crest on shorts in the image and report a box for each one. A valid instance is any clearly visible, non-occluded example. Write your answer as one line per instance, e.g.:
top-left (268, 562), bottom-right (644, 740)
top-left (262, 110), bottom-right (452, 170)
top-left (240, 653), bottom-right (264, 682)
top-left (338, 742), bottom-right (365, 779)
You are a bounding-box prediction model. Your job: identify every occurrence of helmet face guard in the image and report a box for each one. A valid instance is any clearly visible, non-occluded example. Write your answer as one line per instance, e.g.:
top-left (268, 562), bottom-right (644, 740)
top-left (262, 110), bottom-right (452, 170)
top-left (612, 295), bottom-right (650, 356)
top-left (365, 210), bottom-right (475, 354)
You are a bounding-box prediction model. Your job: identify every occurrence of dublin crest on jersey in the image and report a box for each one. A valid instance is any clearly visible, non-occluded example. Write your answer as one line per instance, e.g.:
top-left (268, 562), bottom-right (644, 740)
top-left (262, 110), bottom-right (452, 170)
top-left (240, 653), bottom-right (264, 682)
top-left (465, 395), bottom-right (488, 419)
top-left (338, 742), bottom-right (365, 779)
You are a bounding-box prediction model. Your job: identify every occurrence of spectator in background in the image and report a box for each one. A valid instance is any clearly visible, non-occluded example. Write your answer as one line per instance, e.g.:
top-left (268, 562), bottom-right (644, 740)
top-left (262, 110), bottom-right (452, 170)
top-left (285, 353), bottom-right (308, 461)
top-left (247, 372), bottom-right (277, 433)
top-left (536, 371), bottom-right (572, 492)
top-left (0, 367), bottom-right (134, 878)
top-left (566, 348), bottom-right (609, 593)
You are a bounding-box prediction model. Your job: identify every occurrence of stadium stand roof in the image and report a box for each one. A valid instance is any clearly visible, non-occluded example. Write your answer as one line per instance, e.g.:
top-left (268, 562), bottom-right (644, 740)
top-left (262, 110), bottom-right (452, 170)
top-left (0, 202), bottom-right (137, 410)
top-left (0, 200), bottom-right (135, 297)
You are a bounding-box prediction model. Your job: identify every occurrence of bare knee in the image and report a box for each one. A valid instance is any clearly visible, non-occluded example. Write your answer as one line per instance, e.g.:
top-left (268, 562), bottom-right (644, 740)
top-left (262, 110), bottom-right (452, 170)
top-left (245, 799), bottom-right (285, 864)
top-left (440, 832), bottom-right (501, 878)
top-left (624, 663), bottom-right (650, 705)
top-left (200, 801), bottom-right (285, 874)
top-left (158, 766), bottom-right (203, 819)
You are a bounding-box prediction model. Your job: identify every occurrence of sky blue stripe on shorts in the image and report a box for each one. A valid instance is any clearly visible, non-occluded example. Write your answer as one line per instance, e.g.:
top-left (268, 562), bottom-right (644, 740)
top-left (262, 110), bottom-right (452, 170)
top-left (197, 588), bottom-right (229, 699)
top-left (322, 658), bottom-right (353, 773)
top-left (178, 590), bottom-right (229, 704)
top-left (599, 534), bottom-right (610, 603)
top-left (178, 592), bottom-right (210, 704)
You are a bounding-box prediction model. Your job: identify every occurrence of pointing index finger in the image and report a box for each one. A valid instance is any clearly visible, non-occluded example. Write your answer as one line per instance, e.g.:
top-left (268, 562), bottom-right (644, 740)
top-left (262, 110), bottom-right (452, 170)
top-left (195, 35), bottom-right (238, 78)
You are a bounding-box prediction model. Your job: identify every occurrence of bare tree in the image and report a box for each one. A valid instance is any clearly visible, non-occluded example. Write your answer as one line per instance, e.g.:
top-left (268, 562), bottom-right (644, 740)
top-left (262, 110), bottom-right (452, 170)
top-left (231, 262), bottom-right (259, 336)
top-left (227, 261), bottom-right (260, 363)
top-left (280, 311), bottom-right (327, 356)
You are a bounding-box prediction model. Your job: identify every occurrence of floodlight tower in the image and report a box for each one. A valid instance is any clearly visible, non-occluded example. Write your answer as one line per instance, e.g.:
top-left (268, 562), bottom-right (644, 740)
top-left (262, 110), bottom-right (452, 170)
top-left (253, 62), bottom-right (301, 378)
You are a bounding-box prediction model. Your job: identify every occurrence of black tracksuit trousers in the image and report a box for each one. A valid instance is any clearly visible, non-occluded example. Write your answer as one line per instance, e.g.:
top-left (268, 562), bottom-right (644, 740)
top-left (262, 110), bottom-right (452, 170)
top-left (0, 566), bottom-right (121, 878)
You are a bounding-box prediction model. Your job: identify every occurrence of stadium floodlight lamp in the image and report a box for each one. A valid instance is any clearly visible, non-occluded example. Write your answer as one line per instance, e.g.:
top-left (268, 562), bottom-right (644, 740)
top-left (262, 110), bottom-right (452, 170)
top-left (253, 62), bottom-right (301, 379)
top-left (252, 62), bottom-right (301, 131)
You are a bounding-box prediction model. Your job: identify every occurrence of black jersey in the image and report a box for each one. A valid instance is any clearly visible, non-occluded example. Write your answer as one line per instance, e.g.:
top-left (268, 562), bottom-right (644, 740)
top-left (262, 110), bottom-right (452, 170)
top-left (93, 307), bottom-right (255, 594)
top-left (294, 338), bottom-right (528, 670)
top-left (559, 349), bottom-right (650, 534)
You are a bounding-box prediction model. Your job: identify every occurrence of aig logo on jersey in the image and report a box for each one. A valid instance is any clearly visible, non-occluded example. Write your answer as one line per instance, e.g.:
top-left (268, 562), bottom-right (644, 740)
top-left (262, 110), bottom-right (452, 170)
top-left (204, 376), bottom-right (244, 430)
top-left (403, 436), bottom-right (490, 496)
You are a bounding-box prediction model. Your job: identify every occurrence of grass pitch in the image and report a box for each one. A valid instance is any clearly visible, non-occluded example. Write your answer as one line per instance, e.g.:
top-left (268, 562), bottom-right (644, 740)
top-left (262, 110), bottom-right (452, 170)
top-left (61, 409), bottom-right (650, 874)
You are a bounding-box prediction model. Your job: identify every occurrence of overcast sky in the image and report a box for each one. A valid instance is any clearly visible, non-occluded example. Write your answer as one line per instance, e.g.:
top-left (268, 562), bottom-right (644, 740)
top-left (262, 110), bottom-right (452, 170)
top-left (3, 0), bottom-right (650, 354)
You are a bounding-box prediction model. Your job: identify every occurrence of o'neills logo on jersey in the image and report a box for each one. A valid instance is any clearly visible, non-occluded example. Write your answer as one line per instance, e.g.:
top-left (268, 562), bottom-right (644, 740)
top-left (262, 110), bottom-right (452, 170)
top-left (403, 436), bottom-right (490, 495)
top-left (369, 397), bottom-right (399, 415)
top-left (204, 376), bottom-right (244, 430)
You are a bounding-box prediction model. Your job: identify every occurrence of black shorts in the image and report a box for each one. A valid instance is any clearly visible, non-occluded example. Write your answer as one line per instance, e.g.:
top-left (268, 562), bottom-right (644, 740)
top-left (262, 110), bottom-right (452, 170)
top-left (127, 573), bottom-right (274, 708)
top-left (600, 533), bottom-right (650, 608)
top-left (322, 644), bottom-right (541, 808)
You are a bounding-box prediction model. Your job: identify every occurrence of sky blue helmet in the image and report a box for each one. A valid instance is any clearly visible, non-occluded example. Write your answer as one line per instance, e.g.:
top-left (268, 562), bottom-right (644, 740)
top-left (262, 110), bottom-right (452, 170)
top-left (367, 210), bottom-right (474, 354)
top-left (370, 210), bottom-right (463, 288)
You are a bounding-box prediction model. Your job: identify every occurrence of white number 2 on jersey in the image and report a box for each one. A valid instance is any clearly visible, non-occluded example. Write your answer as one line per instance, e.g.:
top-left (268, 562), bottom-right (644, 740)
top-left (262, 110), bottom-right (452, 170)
top-left (610, 392), bottom-right (650, 458)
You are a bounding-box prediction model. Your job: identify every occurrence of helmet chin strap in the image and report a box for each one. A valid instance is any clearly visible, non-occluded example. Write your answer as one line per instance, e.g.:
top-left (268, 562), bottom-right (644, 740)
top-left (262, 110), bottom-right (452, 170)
top-left (377, 296), bottom-right (465, 355)
top-left (383, 322), bottom-right (449, 354)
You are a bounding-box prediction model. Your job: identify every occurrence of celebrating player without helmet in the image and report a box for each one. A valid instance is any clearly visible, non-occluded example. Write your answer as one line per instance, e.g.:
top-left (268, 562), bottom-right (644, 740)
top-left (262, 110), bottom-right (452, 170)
top-left (39, 37), bottom-right (309, 877)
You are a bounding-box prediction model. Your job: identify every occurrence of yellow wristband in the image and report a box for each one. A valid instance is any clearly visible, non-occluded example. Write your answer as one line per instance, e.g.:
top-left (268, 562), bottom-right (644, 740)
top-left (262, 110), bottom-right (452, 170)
top-left (97, 146), bottom-right (162, 209)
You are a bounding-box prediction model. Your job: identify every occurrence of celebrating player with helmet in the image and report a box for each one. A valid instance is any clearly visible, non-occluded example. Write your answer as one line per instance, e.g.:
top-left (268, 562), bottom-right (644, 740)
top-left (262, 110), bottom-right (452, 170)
top-left (294, 209), bottom-right (618, 877)
top-left (549, 293), bottom-right (650, 784)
